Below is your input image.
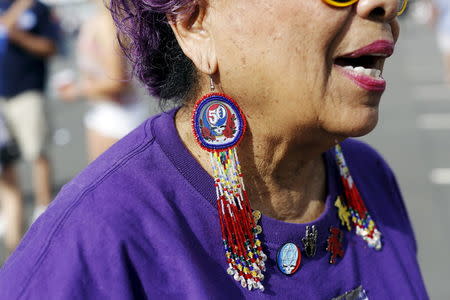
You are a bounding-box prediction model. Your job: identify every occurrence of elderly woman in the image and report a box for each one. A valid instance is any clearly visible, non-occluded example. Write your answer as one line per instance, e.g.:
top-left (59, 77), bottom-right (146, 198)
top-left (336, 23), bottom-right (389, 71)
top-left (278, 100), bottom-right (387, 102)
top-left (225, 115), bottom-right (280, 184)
top-left (0, 0), bottom-right (427, 299)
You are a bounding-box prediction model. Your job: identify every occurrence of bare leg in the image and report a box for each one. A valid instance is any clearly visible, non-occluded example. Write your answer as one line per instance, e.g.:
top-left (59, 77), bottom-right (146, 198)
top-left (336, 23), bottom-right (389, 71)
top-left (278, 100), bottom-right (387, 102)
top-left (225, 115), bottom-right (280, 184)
top-left (86, 128), bottom-right (119, 163)
top-left (0, 166), bottom-right (23, 254)
top-left (33, 155), bottom-right (52, 207)
top-left (444, 52), bottom-right (450, 85)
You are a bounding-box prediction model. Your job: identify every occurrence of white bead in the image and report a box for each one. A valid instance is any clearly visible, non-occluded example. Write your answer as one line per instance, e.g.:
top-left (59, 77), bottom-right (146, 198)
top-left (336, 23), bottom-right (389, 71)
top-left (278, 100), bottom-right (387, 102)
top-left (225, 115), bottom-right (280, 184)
top-left (260, 262), bottom-right (266, 272)
top-left (258, 282), bottom-right (265, 292)
top-left (240, 279), bottom-right (247, 288)
top-left (233, 272), bottom-right (240, 281)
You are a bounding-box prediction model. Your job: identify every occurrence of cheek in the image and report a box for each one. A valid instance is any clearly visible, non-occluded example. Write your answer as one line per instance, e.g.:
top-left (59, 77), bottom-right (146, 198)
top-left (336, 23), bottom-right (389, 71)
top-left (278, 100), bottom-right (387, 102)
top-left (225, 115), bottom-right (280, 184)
top-left (214, 4), bottom-right (346, 82)
top-left (212, 0), bottom-right (350, 127)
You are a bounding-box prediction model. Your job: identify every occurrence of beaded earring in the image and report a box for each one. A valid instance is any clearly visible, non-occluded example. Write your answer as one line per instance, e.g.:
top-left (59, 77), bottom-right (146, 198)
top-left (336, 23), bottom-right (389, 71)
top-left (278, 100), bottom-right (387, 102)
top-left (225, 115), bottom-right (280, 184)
top-left (191, 80), bottom-right (267, 291)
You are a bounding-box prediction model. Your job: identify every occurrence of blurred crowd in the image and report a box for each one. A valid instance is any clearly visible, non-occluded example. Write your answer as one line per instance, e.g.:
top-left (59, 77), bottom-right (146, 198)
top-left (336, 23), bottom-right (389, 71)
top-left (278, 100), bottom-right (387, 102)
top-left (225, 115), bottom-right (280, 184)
top-left (0, 0), bottom-right (149, 257)
top-left (0, 0), bottom-right (449, 261)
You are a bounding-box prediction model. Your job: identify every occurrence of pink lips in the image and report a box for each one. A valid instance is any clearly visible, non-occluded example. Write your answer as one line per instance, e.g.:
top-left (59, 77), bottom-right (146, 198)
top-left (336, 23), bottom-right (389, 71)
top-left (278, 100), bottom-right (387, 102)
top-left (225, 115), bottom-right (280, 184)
top-left (336, 40), bottom-right (395, 92)
top-left (342, 40), bottom-right (394, 58)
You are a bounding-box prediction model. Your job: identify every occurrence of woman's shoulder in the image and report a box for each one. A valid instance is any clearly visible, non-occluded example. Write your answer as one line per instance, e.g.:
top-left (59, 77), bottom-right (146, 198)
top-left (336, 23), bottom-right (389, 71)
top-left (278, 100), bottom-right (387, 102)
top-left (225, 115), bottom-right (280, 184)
top-left (338, 139), bottom-right (417, 250)
top-left (338, 138), bottom-right (398, 192)
top-left (339, 138), bottom-right (393, 177)
top-left (0, 112), bottom-right (178, 298)
top-left (340, 138), bottom-right (385, 161)
top-left (337, 139), bottom-right (404, 213)
top-left (53, 111), bottom-right (178, 223)
top-left (65, 114), bottom-right (156, 187)
top-left (22, 109), bottom-right (178, 242)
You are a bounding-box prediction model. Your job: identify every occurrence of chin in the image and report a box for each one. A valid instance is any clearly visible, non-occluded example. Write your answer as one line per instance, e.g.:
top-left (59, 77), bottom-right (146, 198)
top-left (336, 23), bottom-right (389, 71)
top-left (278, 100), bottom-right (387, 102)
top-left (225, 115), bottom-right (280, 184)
top-left (324, 106), bottom-right (379, 138)
top-left (348, 118), bottom-right (378, 137)
top-left (348, 107), bottom-right (380, 137)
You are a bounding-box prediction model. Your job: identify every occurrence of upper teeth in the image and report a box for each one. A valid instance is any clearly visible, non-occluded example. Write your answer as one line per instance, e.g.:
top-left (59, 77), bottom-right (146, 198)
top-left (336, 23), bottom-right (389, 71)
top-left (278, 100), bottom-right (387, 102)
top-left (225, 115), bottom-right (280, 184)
top-left (343, 66), bottom-right (382, 78)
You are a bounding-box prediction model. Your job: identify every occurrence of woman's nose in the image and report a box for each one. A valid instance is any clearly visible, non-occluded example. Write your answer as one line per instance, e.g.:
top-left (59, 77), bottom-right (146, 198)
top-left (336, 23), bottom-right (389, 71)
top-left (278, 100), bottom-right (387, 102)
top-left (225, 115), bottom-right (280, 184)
top-left (355, 0), bottom-right (399, 22)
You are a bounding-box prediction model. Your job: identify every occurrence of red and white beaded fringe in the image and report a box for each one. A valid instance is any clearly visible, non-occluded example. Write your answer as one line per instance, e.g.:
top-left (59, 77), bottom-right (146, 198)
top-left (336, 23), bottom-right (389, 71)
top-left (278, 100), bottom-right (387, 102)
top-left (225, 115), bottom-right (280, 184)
top-left (210, 148), bottom-right (267, 291)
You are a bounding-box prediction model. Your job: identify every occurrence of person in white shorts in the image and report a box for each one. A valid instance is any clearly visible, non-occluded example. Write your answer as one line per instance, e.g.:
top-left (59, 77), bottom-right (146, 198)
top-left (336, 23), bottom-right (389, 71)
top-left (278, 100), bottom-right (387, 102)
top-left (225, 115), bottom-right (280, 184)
top-left (0, 0), bottom-right (58, 253)
top-left (58, 1), bottom-right (148, 162)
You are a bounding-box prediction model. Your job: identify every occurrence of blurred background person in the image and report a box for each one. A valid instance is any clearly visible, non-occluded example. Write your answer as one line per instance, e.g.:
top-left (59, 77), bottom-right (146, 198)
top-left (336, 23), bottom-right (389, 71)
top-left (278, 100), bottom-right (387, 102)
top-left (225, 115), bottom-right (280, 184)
top-left (57, 0), bottom-right (148, 162)
top-left (0, 112), bottom-right (19, 241)
top-left (426, 0), bottom-right (450, 85)
top-left (410, 1), bottom-right (450, 85)
top-left (0, 0), bottom-right (58, 253)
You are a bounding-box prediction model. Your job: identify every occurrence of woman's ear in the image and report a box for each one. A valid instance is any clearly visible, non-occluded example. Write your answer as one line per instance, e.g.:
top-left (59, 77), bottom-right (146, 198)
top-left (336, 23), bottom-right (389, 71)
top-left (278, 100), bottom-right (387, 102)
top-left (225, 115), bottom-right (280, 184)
top-left (168, 3), bottom-right (218, 75)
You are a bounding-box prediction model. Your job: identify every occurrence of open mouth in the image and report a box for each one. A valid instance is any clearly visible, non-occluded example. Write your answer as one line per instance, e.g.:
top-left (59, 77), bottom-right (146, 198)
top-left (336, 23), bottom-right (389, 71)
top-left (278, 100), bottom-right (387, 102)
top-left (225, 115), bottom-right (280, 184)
top-left (332, 40), bottom-right (394, 91)
top-left (333, 40), bottom-right (394, 79)
top-left (334, 55), bottom-right (383, 79)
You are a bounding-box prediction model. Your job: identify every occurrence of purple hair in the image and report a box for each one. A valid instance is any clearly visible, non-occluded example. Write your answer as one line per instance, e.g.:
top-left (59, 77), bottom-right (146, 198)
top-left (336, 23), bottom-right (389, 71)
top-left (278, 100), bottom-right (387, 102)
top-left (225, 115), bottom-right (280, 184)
top-left (109, 0), bottom-right (198, 102)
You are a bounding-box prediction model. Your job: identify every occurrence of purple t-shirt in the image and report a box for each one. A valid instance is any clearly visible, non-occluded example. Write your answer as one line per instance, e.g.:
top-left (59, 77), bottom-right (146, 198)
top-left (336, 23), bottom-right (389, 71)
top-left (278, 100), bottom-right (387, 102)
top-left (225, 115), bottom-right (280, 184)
top-left (0, 109), bottom-right (428, 299)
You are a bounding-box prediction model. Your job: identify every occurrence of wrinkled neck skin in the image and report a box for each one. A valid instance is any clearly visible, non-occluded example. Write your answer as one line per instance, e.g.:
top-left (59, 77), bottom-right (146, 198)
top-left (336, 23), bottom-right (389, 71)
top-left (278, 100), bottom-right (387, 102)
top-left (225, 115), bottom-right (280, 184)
top-left (176, 99), bottom-right (340, 224)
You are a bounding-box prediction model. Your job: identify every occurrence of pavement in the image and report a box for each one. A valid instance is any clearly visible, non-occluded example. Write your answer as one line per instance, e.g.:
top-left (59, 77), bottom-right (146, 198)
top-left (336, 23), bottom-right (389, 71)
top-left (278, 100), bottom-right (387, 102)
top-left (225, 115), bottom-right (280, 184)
top-left (0, 16), bottom-right (449, 299)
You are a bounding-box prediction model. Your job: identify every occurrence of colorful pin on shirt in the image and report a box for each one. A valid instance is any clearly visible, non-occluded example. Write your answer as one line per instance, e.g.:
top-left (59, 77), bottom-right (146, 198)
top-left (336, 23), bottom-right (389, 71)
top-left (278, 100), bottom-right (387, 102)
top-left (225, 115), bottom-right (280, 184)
top-left (335, 196), bottom-right (352, 231)
top-left (326, 227), bottom-right (344, 264)
top-left (302, 225), bottom-right (318, 258)
top-left (277, 243), bottom-right (302, 275)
